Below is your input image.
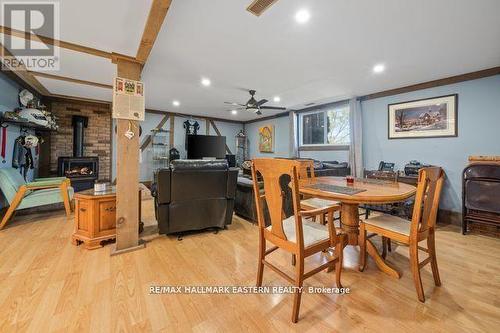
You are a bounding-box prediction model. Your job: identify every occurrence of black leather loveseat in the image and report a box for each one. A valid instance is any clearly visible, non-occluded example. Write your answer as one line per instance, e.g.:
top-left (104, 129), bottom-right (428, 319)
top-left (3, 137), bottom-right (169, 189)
top-left (235, 159), bottom-right (350, 223)
top-left (152, 160), bottom-right (238, 235)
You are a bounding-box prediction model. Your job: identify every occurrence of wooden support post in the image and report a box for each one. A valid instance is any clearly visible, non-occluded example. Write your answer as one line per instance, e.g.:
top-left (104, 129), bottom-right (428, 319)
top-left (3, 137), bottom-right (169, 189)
top-left (209, 120), bottom-right (232, 155)
top-left (111, 58), bottom-right (145, 255)
top-left (169, 115), bottom-right (175, 149)
top-left (205, 118), bottom-right (210, 135)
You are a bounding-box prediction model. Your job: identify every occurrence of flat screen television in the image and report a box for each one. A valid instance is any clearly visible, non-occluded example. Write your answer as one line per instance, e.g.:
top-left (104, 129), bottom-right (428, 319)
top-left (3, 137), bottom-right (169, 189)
top-left (187, 135), bottom-right (226, 159)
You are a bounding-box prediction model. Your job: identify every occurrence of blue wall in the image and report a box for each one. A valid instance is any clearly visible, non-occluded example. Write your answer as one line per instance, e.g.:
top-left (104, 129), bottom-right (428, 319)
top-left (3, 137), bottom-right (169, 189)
top-left (246, 116), bottom-right (290, 158)
top-left (0, 72), bottom-right (38, 180)
top-left (361, 75), bottom-right (500, 212)
top-left (0, 72), bottom-right (24, 173)
top-left (0, 72), bottom-right (39, 208)
top-left (245, 113), bottom-right (350, 162)
top-left (299, 148), bottom-right (350, 162)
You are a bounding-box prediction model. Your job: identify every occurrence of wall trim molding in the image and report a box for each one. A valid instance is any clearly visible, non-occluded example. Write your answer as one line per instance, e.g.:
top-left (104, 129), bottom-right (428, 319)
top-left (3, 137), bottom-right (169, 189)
top-left (44, 94), bottom-right (112, 108)
top-left (30, 71), bottom-right (113, 89)
top-left (243, 111), bottom-right (289, 124)
top-left (42, 96), bottom-right (243, 125)
top-left (437, 209), bottom-right (462, 227)
top-left (146, 108), bottom-right (243, 125)
top-left (359, 66), bottom-right (500, 101)
top-left (298, 145), bottom-right (349, 152)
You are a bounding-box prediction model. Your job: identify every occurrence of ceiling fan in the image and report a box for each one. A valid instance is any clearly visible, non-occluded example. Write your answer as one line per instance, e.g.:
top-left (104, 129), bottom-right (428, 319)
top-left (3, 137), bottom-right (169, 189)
top-left (247, 0), bottom-right (280, 16)
top-left (225, 90), bottom-right (286, 115)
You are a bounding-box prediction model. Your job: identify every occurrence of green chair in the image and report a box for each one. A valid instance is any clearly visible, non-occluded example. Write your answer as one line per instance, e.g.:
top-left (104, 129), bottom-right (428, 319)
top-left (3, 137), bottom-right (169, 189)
top-left (0, 168), bottom-right (74, 229)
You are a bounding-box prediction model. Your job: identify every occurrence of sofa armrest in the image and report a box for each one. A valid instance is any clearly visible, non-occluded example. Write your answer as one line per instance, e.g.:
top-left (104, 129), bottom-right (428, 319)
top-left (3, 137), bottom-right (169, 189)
top-left (154, 169), bottom-right (171, 204)
top-left (226, 167), bottom-right (239, 199)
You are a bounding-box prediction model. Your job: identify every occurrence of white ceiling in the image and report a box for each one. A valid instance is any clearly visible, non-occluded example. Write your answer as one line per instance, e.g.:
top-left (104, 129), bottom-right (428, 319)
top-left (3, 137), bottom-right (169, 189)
top-left (3, 0), bottom-right (500, 121)
top-left (38, 77), bottom-right (112, 101)
top-left (142, 0), bottom-right (500, 120)
top-left (58, 0), bottom-right (152, 56)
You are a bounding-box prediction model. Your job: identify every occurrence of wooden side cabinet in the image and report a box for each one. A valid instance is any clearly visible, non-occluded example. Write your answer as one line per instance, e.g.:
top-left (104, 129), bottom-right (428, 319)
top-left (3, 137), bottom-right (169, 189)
top-left (72, 190), bottom-right (117, 250)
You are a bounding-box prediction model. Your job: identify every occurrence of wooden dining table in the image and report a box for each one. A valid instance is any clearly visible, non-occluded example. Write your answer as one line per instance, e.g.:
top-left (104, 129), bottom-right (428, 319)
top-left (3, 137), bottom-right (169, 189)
top-left (298, 176), bottom-right (417, 278)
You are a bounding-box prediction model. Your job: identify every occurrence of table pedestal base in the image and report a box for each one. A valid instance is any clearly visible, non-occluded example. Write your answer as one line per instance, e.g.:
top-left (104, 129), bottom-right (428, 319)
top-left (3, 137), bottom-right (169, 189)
top-left (340, 202), bottom-right (401, 278)
top-left (340, 203), bottom-right (360, 245)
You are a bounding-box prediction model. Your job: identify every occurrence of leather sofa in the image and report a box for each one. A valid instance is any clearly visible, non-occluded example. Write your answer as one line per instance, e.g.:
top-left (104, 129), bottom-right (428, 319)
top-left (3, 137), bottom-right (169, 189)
top-left (152, 160), bottom-right (238, 235)
top-left (242, 158), bottom-right (350, 177)
top-left (312, 160), bottom-right (350, 177)
top-left (235, 159), bottom-right (350, 223)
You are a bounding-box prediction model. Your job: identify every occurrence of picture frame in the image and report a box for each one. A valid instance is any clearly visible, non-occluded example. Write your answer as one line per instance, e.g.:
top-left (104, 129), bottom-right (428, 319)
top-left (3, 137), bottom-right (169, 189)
top-left (258, 125), bottom-right (274, 153)
top-left (388, 94), bottom-right (458, 139)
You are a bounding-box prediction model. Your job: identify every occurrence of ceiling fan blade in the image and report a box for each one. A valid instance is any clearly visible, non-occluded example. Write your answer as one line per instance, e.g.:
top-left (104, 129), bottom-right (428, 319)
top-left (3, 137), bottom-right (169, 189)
top-left (224, 102), bottom-right (246, 106)
top-left (257, 99), bottom-right (268, 106)
top-left (260, 106), bottom-right (287, 110)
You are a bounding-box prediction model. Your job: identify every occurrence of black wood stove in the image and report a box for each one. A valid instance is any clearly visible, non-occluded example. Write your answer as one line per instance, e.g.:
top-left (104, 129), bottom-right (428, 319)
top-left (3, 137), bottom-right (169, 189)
top-left (57, 116), bottom-right (98, 191)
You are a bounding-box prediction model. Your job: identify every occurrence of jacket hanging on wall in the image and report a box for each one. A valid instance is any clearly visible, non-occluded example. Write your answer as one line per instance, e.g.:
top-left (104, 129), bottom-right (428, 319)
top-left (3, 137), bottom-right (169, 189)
top-left (12, 135), bottom-right (25, 169)
top-left (183, 119), bottom-right (200, 150)
top-left (1, 126), bottom-right (7, 163)
top-left (12, 135), bottom-right (35, 179)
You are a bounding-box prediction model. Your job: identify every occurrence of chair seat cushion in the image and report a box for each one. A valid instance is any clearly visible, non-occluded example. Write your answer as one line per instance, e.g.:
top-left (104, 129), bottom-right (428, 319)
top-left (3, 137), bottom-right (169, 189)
top-left (17, 187), bottom-right (74, 210)
top-left (266, 216), bottom-right (330, 247)
top-left (300, 197), bottom-right (340, 209)
top-left (364, 214), bottom-right (411, 236)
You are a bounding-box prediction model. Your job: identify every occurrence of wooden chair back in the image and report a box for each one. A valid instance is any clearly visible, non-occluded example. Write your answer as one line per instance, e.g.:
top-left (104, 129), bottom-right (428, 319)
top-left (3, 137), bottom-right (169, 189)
top-left (410, 167), bottom-right (444, 237)
top-left (295, 159), bottom-right (316, 181)
top-left (251, 158), bottom-right (303, 246)
top-left (364, 169), bottom-right (399, 182)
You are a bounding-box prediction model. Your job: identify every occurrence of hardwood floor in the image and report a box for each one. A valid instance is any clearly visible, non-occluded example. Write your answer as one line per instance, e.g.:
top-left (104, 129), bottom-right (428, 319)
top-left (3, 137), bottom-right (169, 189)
top-left (0, 198), bottom-right (499, 332)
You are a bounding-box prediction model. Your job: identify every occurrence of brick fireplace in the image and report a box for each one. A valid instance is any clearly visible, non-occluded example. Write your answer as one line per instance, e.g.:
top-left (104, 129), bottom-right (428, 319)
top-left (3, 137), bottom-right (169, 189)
top-left (49, 100), bottom-right (111, 180)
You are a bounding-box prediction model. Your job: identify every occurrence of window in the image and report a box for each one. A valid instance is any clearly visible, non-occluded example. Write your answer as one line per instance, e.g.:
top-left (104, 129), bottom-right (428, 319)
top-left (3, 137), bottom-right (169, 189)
top-left (299, 102), bottom-right (350, 149)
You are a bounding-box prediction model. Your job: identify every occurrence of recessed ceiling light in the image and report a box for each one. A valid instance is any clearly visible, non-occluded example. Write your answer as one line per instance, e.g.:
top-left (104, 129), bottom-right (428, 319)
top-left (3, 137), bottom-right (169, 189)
top-left (231, 110), bottom-right (238, 115)
top-left (201, 77), bottom-right (211, 87)
top-left (295, 9), bottom-right (311, 24)
top-left (373, 64), bottom-right (385, 74)
top-left (273, 96), bottom-right (281, 102)
top-left (172, 100), bottom-right (180, 107)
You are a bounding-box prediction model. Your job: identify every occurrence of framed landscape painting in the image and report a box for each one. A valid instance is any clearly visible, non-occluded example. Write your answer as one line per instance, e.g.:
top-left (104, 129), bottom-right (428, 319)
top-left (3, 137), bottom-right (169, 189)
top-left (388, 94), bottom-right (458, 139)
top-left (258, 125), bottom-right (274, 153)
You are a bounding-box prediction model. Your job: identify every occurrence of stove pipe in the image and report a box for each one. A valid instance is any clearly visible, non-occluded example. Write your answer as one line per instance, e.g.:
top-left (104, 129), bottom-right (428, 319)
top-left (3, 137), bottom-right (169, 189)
top-left (72, 115), bottom-right (88, 157)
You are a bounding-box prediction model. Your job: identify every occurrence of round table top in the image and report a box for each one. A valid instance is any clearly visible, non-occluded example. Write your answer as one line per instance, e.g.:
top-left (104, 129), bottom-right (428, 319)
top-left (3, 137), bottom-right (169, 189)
top-left (298, 177), bottom-right (417, 204)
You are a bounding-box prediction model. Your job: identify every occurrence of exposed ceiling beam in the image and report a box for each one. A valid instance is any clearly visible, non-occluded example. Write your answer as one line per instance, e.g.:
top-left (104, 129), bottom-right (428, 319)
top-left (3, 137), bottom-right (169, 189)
top-left (29, 71), bottom-right (113, 89)
top-left (0, 42), bottom-right (50, 95)
top-left (136, 0), bottom-right (172, 65)
top-left (0, 25), bottom-right (139, 63)
top-left (43, 94), bottom-right (244, 124)
top-left (45, 93), bottom-right (112, 107)
top-left (247, 0), bottom-right (280, 17)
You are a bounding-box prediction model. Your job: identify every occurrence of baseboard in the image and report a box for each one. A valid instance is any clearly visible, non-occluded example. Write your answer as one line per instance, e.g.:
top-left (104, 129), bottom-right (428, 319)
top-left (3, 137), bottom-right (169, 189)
top-left (437, 209), bottom-right (462, 226)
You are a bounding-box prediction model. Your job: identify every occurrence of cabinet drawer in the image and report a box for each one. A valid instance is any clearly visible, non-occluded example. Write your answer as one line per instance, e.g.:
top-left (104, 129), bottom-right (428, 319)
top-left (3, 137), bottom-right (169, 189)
top-left (98, 200), bottom-right (116, 233)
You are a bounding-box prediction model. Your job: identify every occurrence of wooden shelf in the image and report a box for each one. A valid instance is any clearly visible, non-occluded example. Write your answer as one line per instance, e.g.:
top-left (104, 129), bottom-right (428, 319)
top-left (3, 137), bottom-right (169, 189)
top-left (0, 117), bottom-right (57, 132)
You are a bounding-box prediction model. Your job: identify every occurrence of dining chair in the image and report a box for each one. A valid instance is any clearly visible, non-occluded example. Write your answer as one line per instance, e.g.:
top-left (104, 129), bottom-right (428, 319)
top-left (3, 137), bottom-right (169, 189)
top-left (359, 167), bottom-right (444, 302)
top-left (295, 159), bottom-right (341, 225)
top-left (360, 169), bottom-right (400, 254)
top-left (251, 158), bottom-right (345, 323)
top-left (361, 170), bottom-right (399, 218)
